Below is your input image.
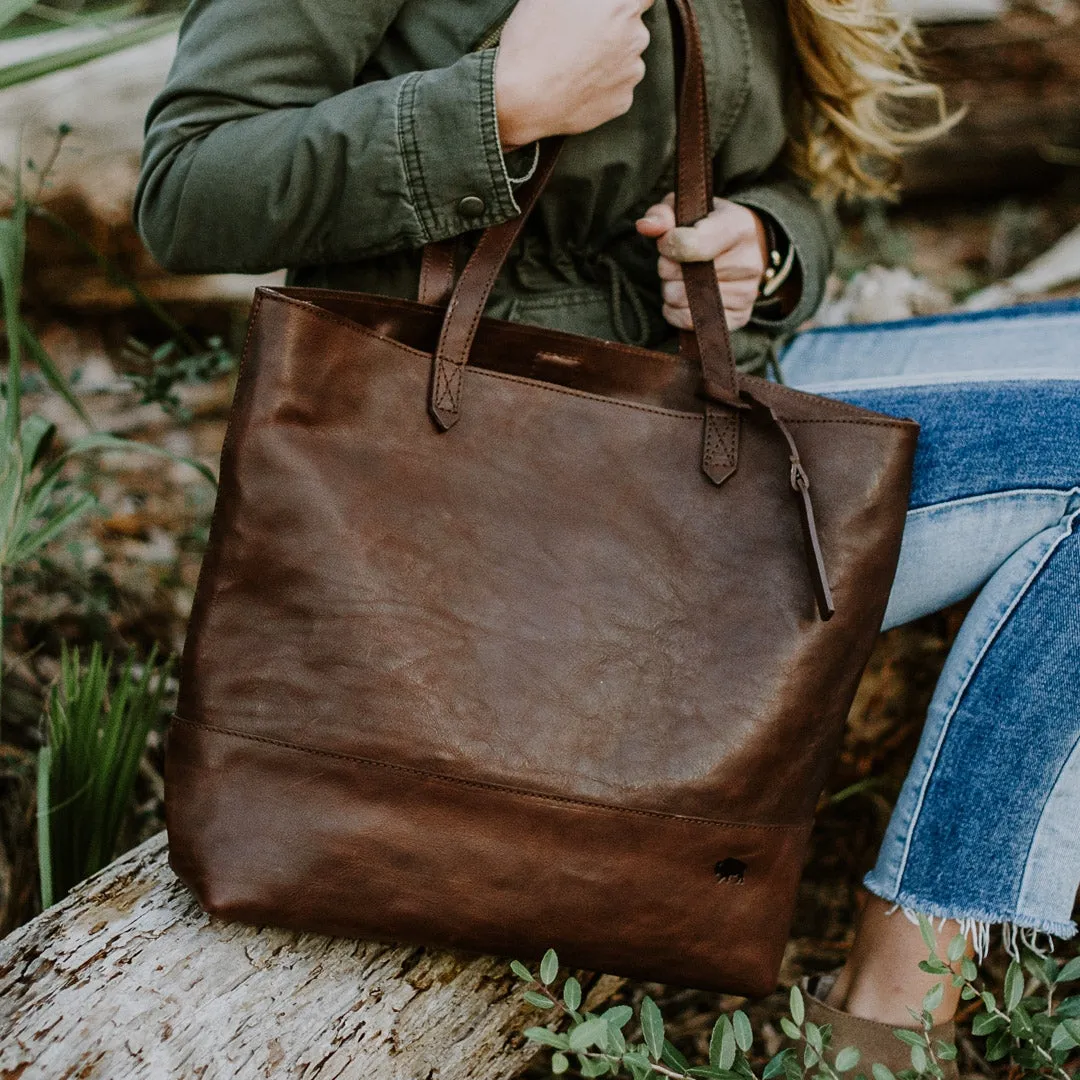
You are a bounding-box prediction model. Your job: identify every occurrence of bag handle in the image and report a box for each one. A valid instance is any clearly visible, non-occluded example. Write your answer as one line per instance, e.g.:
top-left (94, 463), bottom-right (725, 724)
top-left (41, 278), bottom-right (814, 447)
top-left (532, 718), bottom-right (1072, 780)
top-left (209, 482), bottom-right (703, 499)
top-left (421, 0), bottom-right (834, 618)
top-left (426, 0), bottom-right (743, 485)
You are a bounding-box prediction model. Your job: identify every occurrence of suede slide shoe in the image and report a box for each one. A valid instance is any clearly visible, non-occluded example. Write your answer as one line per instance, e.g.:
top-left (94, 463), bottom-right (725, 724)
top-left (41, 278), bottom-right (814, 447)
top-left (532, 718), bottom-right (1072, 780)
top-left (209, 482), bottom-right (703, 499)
top-left (800, 972), bottom-right (960, 1080)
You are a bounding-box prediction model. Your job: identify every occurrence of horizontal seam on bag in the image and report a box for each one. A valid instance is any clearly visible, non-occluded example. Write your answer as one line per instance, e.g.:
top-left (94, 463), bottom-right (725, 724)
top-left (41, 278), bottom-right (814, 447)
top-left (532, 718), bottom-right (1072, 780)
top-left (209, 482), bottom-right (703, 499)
top-left (783, 416), bottom-right (919, 429)
top-left (255, 288), bottom-right (914, 430)
top-left (170, 714), bottom-right (809, 832)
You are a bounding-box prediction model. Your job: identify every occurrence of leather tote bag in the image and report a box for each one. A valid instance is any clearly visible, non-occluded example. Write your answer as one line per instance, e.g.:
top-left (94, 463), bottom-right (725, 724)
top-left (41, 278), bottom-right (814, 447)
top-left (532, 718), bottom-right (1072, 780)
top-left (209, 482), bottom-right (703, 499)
top-left (165, 0), bottom-right (918, 995)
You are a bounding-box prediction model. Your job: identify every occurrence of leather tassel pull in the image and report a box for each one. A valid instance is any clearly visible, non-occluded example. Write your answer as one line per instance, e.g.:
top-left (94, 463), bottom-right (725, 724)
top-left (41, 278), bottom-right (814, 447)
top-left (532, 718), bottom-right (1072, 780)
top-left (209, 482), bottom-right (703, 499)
top-left (789, 457), bottom-right (835, 621)
top-left (748, 393), bottom-right (836, 621)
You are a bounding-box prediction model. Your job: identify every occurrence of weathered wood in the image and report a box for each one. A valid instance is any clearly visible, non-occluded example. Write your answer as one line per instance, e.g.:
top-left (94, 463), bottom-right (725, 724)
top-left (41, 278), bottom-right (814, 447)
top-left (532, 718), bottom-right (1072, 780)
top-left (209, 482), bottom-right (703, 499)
top-left (903, 5), bottom-right (1080, 197)
top-left (0, 832), bottom-right (618, 1080)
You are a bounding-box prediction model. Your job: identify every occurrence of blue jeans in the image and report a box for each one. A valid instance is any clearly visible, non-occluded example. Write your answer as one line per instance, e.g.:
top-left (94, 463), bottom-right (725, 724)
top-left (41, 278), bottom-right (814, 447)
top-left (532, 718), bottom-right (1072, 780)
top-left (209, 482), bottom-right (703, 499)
top-left (776, 299), bottom-right (1080, 952)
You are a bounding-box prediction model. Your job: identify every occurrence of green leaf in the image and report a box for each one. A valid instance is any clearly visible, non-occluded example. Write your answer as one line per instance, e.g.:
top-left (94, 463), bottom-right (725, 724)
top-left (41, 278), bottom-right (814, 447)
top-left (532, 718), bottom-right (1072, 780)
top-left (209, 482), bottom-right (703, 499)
top-left (871, 1065), bottom-right (896, 1080)
top-left (917, 914), bottom-right (937, 956)
top-left (922, 983), bottom-right (944, 1013)
top-left (1051, 1022), bottom-right (1079, 1052)
top-left (602, 1005), bottom-right (632, 1029)
top-left (9, 491), bottom-right (97, 565)
top-left (580, 1057), bottom-right (610, 1078)
top-left (732, 1010), bottom-right (753, 1053)
top-left (789, 985), bottom-right (805, 1026)
top-left (802, 1044), bottom-right (818, 1069)
top-left (0, 14), bottom-right (184, 91)
top-left (1022, 950), bottom-right (1058, 988)
top-left (779, 1017), bottom-right (802, 1042)
top-left (1058, 995), bottom-right (1080, 1018)
top-left (960, 958), bottom-right (977, 982)
top-left (934, 1040), bottom-right (957, 1061)
top-left (623, 1051), bottom-right (652, 1072)
top-left (708, 1017), bottom-right (724, 1068)
top-left (946, 934), bottom-right (966, 963)
top-left (661, 1040), bottom-right (689, 1072)
top-left (524, 1027), bottom-right (569, 1050)
top-left (804, 1021), bottom-right (823, 1054)
top-left (1009, 1006), bottom-right (1034, 1039)
top-left (984, 1030), bottom-right (1011, 1062)
top-left (510, 960), bottom-right (533, 982)
top-left (606, 1023), bottom-right (626, 1056)
top-left (834, 1046), bottom-right (861, 1072)
top-left (891, 1029), bottom-right (923, 1048)
top-left (561, 976), bottom-right (581, 1012)
top-left (59, 431), bottom-right (216, 486)
top-left (640, 996), bottom-right (664, 1061)
top-left (539, 949), bottom-right (558, 986)
top-left (524, 991), bottom-right (556, 1010)
top-left (1057, 957), bottom-right (1080, 984)
top-left (551, 1051), bottom-right (569, 1075)
top-left (0, 0), bottom-right (39, 31)
top-left (18, 414), bottom-right (54, 472)
top-left (35, 743), bottom-right (53, 909)
top-left (569, 1017), bottom-right (609, 1054)
top-left (1004, 961), bottom-right (1024, 1012)
top-left (1061, 1018), bottom-right (1080, 1044)
top-left (20, 325), bottom-right (92, 428)
top-left (971, 1013), bottom-right (1006, 1036)
top-left (0, 206), bottom-right (27, 442)
top-left (909, 1044), bottom-right (927, 1075)
top-left (713, 1016), bottom-right (736, 1071)
top-left (763, 1050), bottom-right (792, 1079)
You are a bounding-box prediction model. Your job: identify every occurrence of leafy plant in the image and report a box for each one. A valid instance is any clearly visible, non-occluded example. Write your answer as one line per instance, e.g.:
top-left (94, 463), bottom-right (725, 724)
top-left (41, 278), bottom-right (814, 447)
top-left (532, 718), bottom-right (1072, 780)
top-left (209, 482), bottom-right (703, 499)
top-left (916, 916), bottom-right (1080, 1079)
top-left (36, 640), bottom-right (173, 907)
top-left (0, 1), bottom-right (183, 90)
top-left (0, 162), bottom-right (214, 733)
top-left (511, 927), bottom-right (1080, 1080)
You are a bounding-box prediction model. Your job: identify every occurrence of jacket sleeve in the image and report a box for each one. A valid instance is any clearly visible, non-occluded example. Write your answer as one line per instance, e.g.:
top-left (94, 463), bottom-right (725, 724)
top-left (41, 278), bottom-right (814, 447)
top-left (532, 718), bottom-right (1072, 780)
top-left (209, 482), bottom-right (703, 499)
top-left (133, 0), bottom-right (531, 274)
top-left (726, 163), bottom-right (838, 335)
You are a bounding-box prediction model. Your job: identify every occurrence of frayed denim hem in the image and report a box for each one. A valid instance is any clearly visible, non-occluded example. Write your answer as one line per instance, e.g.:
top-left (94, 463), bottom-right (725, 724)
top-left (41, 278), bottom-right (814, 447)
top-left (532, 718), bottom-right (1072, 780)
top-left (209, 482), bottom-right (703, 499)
top-left (862, 872), bottom-right (1079, 962)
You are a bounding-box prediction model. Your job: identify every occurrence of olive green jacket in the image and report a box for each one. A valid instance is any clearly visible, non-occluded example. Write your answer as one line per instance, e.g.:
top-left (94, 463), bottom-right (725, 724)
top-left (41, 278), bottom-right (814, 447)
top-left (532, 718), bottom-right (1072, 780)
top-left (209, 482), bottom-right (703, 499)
top-left (135, 0), bottom-right (835, 373)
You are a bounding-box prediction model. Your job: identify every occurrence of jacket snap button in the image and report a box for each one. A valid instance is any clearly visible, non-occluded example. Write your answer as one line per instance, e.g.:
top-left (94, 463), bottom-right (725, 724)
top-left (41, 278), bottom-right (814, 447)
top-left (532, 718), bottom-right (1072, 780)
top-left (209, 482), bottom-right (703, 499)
top-left (458, 195), bottom-right (486, 219)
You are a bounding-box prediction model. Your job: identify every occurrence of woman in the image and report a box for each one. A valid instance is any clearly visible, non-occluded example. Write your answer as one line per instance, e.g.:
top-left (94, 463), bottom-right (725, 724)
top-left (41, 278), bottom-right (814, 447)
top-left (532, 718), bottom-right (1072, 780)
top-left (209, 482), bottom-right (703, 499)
top-left (134, 0), bottom-right (1080, 1068)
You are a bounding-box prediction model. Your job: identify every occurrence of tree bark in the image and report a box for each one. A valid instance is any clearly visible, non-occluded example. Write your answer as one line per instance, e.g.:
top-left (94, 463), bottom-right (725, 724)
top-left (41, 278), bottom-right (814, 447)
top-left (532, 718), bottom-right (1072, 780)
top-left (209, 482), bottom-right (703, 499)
top-left (0, 832), bottom-right (618, 1080)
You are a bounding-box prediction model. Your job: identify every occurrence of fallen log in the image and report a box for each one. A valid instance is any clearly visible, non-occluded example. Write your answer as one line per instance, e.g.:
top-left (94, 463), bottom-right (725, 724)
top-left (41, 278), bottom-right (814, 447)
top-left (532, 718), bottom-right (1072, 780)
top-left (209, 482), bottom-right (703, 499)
top-left (0, 832), bottom-right (619, 1080)
top-left (903, 4), bottom-right (1080, 197)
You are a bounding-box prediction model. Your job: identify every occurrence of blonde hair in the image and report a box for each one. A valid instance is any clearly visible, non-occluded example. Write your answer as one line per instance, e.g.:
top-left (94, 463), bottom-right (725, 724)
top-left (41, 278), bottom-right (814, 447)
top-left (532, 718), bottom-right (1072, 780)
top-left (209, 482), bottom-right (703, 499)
top-left (785, 0), bottom-right (961, 202)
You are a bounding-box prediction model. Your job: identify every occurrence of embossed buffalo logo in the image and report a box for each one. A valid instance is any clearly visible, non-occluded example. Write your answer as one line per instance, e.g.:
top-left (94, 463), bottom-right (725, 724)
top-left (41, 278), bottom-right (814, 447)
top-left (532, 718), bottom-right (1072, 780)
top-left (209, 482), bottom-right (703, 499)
top-left (714, 858), bottom-right (747, 884)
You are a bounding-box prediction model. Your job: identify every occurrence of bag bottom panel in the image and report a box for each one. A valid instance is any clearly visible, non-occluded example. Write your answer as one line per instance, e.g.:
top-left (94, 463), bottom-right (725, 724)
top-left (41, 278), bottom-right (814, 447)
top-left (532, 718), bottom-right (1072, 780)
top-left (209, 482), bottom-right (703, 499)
top-left (165, 718), bottom-right (811, 995)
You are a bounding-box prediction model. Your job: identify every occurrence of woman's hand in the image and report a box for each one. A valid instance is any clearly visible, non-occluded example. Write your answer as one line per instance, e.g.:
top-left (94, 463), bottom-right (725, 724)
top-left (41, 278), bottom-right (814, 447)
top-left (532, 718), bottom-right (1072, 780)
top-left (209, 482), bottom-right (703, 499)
top-left (494, 0), bottom-right (654, 150)
top-left (635, 194), bottom-right (769, 331)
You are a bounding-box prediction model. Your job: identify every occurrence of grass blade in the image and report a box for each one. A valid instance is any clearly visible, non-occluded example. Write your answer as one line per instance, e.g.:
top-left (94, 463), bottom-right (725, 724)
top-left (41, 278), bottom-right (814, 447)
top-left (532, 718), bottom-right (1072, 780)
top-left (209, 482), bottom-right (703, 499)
top-left (0, 14), bottom-right (181, 89)
top-left (36, 741), bottom-right (53, 909)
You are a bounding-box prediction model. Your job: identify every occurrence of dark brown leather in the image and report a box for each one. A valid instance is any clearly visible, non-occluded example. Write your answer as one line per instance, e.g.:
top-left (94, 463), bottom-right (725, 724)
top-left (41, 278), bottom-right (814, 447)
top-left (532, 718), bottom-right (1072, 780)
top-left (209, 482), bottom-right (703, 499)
top-left (165, 0), bottom-right (918, 996)
top-left (418, 238), bottom-right (457, 307)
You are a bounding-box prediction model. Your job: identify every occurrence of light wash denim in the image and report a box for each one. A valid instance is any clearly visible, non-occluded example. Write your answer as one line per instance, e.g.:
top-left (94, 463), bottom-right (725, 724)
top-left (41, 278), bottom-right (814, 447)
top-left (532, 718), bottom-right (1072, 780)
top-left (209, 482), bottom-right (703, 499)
top-left (776, 299), bottom-right (1080, 953)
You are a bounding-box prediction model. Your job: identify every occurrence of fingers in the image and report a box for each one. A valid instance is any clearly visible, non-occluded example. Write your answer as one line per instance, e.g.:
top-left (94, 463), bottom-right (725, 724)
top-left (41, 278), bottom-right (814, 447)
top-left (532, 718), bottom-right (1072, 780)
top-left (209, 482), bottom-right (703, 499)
top-left (661, 277), bottom-right (758, 332)
top-left (655, 199), bottom-right (762, 265)
top-left (657, 253), bottom-right (765, 282)
top-left (662, 299), bottom-right (754, 332)
top-left (661, 277), bottom-right (760, 310)
top-left (634, 194), bottom-right (676, 238)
